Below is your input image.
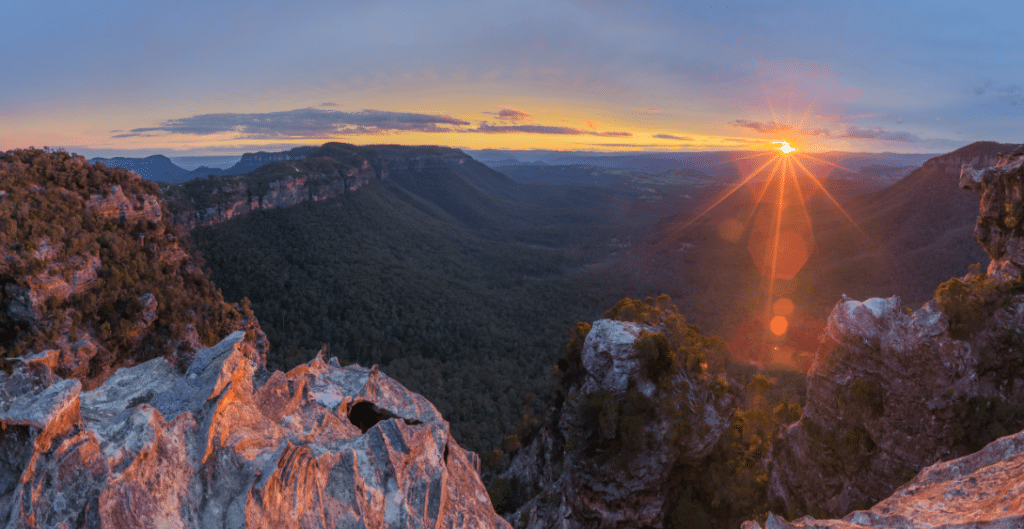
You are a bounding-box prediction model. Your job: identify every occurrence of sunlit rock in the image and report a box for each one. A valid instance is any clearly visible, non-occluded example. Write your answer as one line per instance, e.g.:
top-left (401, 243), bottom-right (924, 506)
top-left (746, 428), bottom-right (1024, 528)
top-left (0, 331), bottom-right (509, 528)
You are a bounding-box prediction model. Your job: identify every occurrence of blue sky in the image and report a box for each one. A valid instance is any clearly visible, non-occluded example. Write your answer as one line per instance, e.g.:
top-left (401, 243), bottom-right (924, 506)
top-left (3, 0), bottom-right (1021, 156)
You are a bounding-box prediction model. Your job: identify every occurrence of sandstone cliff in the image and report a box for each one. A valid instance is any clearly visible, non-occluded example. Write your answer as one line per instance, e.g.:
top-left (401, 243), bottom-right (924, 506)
top-left (0, 330), bottom-right (509, 528)
top-left (162, 143), bottom-right (387, 230)
top-left (763, 144), bottom-right (1024, 524)
top-left (497, 300), bottom-right (739, 529)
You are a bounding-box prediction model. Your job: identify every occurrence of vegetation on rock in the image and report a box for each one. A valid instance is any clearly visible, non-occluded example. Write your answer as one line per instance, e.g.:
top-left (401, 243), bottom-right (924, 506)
top-left (0, 148), bottom-right (245, 382)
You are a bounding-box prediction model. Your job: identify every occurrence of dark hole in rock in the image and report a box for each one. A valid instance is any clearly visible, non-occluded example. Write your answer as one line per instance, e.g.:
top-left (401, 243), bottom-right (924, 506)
top-left (443, 442), bottom-right (449, 465)
top-left (557, 358), bottom-right (570, 373)
top-left (348, 401), bottom-right (397, 434)
top-left (127, 389), bottom-right (156, 408)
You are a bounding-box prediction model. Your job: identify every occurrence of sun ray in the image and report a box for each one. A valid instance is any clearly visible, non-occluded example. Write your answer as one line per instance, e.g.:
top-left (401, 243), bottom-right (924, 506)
top-left (791, 156), bottom-right (871, 240)
top-left (666, 152), bottom-right (783, 236)
top-left (767, 159), bottom-right (788, 303)
top-left (794, 99), bottom-right (817, 132)
top-left (797, 153), bottom-right (865, 178)
top-left (742, 156), bottom-right (784, 227)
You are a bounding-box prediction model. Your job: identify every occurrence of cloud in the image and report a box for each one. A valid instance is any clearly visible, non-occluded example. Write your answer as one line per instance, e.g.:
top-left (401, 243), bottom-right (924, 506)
top-left (729, 119), bottom-right (830, 136)
top-left (320, 102), bottom-right (340, 107)
top-left (115, 108), bottom-right (471, 138)
top-left (839, 126), bottom-right (920, 143)
top-left (472, 122), bottom-right (632, 137)
top-left (652, 133), bottom-right (693, 140)
top-left (485, 107), bottom-right (532, 122)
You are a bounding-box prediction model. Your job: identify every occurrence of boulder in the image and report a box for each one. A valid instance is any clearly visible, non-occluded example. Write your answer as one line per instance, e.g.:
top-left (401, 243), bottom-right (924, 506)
top-left (0, 331), bottom-right (509, 528)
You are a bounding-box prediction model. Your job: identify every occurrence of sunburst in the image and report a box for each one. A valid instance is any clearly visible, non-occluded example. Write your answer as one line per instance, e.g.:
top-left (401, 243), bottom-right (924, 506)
top-left (668, 101), bottom-right (877, 365)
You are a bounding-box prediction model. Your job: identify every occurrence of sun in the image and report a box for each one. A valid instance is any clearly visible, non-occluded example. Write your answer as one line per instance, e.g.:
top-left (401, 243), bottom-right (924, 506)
top-left (773, 141), bottom-right (796, 154)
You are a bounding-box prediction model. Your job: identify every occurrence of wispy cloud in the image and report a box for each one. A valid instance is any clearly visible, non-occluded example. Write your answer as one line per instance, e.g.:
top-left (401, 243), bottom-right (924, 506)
top-left (472, 122), bottom-right (632, 137)
top-left (652, 133), bottom-right (693, 140)
top-left (115, 108), bottom-right (471, 138)
top-left (839, 126), bottom-right (920, 143)
top-left (729, 119), bottom-right (831, 136)
top-left (485, 107), bottom-right (532, 122)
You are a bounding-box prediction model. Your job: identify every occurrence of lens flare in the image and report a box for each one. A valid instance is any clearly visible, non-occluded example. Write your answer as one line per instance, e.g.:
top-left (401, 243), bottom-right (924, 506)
top-left (773, 297), bottom-right (795, 316)
top-left (770, 316), bottom-right (789, 335)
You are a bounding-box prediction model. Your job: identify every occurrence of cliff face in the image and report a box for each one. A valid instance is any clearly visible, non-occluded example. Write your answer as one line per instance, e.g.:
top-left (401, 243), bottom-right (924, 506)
top-left (164, 150), bottom-right (385, 230)
top-left (0, 331), bottom-right (509, 528)
top-left (764, 144), bottom-right (1024, 524)
top-left (499, 312), bottom-right (738, 529)
top-left (960, 144), bottom-right (1024, 281)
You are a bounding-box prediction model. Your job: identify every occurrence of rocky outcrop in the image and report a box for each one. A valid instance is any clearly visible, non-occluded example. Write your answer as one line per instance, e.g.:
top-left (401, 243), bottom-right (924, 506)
top-left (0, 331), bottom-right (508, 528)
top-left (744, 428), bottom-right (1024, 529)
top-left (3, 250), bottom-right (101, 323)
top-left (960, 144), bottom-right (1024, 281)
top-left (765, 144), bottom-right (1024, 521)
top-left (500, 318), bottom-right (737, 529)
top-left (85, 184), bottom-right (162, 223)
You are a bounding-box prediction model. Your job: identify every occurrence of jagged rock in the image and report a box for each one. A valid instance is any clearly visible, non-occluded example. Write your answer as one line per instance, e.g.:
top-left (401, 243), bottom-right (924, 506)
top-left (766, 144), bottom-right (1024, 520)
top-left (0, 331), bottom-right (508, 528)
top-left (501, 318), bottom-right (737, 529)
top-left (3, 252), bottom-right (101, 323)
top-left (85, 184), bottom-right (162, 223)
top-left (745, 428), bottom-right (1024, 528)
top-left (960, 144), bottom-right (1024, 281)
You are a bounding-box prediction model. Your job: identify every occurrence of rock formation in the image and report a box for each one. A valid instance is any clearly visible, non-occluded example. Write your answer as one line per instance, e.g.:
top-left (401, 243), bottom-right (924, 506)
top-left (498, 314), bottom-right (738, 529)
top-left (0, 330), bottom-right (509, 528)
top-left (960, 143), bottom-right (1024, 281)
top-left (763, 144), bottom-right (1024, 523)
top-left (743, 428), bottom-right (1024, 528)
top-left (163, 143), bottom-right (388, 230)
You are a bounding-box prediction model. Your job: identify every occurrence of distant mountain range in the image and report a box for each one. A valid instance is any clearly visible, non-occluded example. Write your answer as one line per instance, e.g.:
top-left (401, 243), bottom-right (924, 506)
top-left (471, 149), bottom-right (938, 181)
top-left (90, 146), bottom-right (318, 184)
top-left (92, 147), bottom-right (939, 186)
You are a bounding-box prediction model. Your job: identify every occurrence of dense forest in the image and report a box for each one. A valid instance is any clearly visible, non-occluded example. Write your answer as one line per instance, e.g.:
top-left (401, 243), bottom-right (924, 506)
top-left (190, 180), bottom-right (631, 451)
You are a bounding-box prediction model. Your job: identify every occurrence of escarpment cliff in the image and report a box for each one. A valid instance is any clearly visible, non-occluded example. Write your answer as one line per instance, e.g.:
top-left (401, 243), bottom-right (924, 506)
top-left (162, 143), bottom-right (387, 230)
top-left (495, 298), bottom-right (739, 529)
top-left (0, 149), bottom-right (251, 389)
top-left (0, 330), bottom-right (509, 528)
top-left (762, 144), bottom-right (1024, 525)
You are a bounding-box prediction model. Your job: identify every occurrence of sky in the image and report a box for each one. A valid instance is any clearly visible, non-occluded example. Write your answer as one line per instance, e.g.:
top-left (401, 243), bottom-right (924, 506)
top-left (2, 0), bottom-right (1022, 157)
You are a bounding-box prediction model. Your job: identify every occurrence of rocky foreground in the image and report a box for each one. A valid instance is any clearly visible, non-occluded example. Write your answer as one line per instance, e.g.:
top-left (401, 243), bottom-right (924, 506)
top-left (0, 331), bottom-right (508, 528)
